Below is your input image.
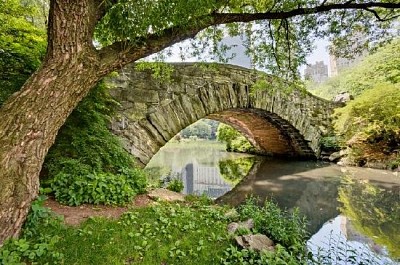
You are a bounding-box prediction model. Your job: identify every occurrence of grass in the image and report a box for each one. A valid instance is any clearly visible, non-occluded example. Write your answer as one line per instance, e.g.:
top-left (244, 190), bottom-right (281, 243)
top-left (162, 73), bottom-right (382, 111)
top-left (21, 201), bottom-right (232, 265)
top-left (0, 196), bottom-right (311, 265)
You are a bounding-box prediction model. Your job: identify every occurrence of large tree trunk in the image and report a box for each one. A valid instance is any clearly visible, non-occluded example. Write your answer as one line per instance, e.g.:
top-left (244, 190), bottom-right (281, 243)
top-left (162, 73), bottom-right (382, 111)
top-left (0, 0), bottom-right (102, 244)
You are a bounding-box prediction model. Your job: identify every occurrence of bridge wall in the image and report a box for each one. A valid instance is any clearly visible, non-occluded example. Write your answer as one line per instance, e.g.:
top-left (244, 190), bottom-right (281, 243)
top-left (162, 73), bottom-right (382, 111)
top-left (108, 63), bottom-right (336, 165)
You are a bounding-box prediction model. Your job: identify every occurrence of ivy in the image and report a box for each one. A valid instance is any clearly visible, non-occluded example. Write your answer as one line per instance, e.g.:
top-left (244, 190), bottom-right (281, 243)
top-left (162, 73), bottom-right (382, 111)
top-left (42, 81), bottom-right (148, 206)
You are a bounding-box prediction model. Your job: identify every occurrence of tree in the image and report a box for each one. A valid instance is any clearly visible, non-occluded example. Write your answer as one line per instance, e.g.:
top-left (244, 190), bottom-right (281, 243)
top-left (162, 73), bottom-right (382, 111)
top-left (0, 0), bottom-right (46, 104)
top-left (0, 0), bottom-right (399, 244)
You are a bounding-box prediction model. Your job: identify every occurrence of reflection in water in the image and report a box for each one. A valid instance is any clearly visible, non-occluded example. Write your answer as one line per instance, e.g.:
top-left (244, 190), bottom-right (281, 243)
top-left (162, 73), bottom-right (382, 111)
top-left (145, 141), bottom-right (400, 263)
top-left (180, 162), bottom-right (231, 198)
top-left (145, 141), bottom-right (253, 198)
top-left (338, 177), bottom-right (400, 259)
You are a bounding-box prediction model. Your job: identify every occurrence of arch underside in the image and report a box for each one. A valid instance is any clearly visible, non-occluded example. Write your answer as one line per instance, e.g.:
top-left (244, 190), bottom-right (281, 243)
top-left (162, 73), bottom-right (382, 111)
top-left (113, 107), bottom-right (316, 166)
top-left (208, 109), bottom-right (315, 158)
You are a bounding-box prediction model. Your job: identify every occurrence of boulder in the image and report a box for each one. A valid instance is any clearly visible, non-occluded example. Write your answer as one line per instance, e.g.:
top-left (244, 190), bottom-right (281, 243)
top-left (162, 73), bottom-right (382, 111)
top-left (333, 92), bottom-right (353, 103)
top-left (235, 234), bottom-right (275, 252)
top-left (227, 219), bottom-right (254, 234)
top-left (329, 151), bottom-right (343, 162)
top-left (148, 188), bottom-right (185, 202)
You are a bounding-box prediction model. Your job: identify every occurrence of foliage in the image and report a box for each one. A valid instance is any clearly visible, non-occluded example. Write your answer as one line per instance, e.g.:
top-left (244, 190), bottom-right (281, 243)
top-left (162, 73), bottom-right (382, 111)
top-left (180, 119), bottom-right (218, 140)
top-left (134, 62), bottom-right (175, 82)
top-left (219, 157), bottom-right (256, 184)
top-left (220, 197), bottom-right (309, 264)
top-left (319, 136), bottom-right (341, 152)
top-left (237, 197), bottom-right (308, 253)
top-left (42, 81), bottom-right (148, 205)
top-left (0, 196), bottom-right (63, 265)
top-left (338, 176), bottom-right (400, 259)
top-left (311, 231), bottom-right (393, 265)
top-left (51, 168), bottom-right (147, 206)
top-left (0, 196), bottom-right (316, 264)
top-left (333, 83), bottom-right (400, 167)
top-left (166, 179), bottom-right (184, 193)
top-left (94, 1), bottom-right (399, 81)
top-left (217, 123), bottom-right (255, 153)
top-left (0, 0), bottom-right (46, 105)
top-left (311, 40), bottom-right (400, 100)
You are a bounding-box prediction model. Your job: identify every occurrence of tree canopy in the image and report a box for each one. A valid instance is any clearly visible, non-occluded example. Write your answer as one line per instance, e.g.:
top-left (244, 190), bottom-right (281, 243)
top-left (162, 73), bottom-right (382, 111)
top-left (93, 0), bottom-right (400, 80)
top-left (1, 0), bottom-right (400, 245)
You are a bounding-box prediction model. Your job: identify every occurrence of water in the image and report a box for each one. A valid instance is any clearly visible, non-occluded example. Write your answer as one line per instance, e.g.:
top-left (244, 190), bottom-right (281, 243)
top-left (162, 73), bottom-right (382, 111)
top-left (145, 140), bottom-right (400, 264)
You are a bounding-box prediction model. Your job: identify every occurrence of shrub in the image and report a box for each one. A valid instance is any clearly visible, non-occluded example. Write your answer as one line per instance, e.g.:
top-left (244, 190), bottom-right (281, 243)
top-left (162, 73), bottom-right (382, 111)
top-left (42, 81), bottom-right (148, 205)
top-left (166, 179), bottom-right (184, 193)
top-left (333, 83), bottom-right (400, 166)
top-left (51, 167), bottom-right (147, 206)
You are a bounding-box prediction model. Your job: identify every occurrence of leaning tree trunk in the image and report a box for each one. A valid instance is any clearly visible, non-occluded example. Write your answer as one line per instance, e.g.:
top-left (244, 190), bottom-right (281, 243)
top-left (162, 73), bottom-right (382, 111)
top-left (0, 0), bottom-right (103, 244)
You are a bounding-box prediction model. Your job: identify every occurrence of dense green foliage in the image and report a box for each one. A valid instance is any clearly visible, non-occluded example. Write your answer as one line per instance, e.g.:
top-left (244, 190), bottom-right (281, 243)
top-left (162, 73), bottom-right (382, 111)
top-left (334, 83), bottom-right (400, 167)
top-left (42, 82), bottom-right (147, 205)
top-left (217, 123), bottom-right (255, 153)
top-left (51, 169), bottom-right (146, 206)
top-left (179, 119), bottom-right (219, 140)
top-left (95, 1), bottom-right (398, 80)
top-left (0, 0), bottom-right (46, 105)
top-left (309, 40), bottom-right (400, 168)
top-left (166, 179), bottom-right (184, 193)
top-left (1, 196), bottom-right (313, 264)
top-left (310, 40), bottom-right (400, 100)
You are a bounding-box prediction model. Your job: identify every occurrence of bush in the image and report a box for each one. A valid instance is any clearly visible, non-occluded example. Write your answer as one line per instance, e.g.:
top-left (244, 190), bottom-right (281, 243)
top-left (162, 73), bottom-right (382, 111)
top-left (51, 167), bottom-right (147, 206)
top-left (42, 82), bottom-right (148, 205)
top-left (334, 83), bottom-right (400, 166)
top-left (166, 179), bottom-right (184, 193)
top-left (220, 197), bottom-right (309, 264)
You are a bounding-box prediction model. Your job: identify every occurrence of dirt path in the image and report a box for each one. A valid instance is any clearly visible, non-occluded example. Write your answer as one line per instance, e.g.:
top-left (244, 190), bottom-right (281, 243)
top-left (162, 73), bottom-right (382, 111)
top-left (44, 194), bottom-right (153, 226)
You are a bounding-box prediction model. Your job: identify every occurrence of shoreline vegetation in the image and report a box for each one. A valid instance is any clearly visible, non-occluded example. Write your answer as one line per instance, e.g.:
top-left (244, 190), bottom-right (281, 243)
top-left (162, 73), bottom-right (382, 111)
top-left (1, 188), bottom-right (397, 265)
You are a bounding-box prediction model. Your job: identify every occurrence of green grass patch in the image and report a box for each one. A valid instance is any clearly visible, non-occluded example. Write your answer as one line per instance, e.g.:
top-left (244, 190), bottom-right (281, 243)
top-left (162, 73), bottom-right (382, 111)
top-left (0, 197), bottom-right (311, 265)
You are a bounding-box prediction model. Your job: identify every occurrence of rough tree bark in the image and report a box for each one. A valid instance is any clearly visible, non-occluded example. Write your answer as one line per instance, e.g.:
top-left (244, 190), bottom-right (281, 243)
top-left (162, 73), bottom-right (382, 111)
top-left (0, 0), bottom-right (399, 245)
top-left (0, 0), bottom-right (102, 243)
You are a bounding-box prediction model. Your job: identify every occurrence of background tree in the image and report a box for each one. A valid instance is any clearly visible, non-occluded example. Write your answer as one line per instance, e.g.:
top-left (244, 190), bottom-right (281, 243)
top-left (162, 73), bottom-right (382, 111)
top-left (0, 0), bottom-right (399, 244)
top-left (0, 0), bottom-right (46, 104)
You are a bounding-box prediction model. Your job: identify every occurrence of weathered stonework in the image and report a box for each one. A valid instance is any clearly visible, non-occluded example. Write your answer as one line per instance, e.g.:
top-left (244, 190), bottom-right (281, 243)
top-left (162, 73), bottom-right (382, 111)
top-left (108, 63), bottom-right (337, 165)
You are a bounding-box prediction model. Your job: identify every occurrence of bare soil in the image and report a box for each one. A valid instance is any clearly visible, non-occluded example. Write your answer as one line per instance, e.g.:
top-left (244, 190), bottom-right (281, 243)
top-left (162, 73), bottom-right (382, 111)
top-left (44, 194), bottom-right (154, 226)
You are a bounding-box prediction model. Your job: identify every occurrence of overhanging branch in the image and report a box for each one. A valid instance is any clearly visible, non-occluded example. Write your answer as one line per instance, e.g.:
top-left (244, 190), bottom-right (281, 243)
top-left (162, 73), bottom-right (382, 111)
top-left (98, 1), bottom-right (400, 74)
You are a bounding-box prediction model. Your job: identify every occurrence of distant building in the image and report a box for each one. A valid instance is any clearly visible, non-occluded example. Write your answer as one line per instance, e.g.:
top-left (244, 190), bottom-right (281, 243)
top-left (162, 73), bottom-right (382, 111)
top-left (329, 52), bottom-right (365, 77)
top-left (304, 61), bottom-right (328, 83)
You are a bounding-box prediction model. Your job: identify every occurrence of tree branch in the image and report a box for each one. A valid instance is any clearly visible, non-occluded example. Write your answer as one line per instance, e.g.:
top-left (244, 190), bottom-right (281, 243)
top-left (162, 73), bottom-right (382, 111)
top-left (98, 1), bottom-right (400, 74)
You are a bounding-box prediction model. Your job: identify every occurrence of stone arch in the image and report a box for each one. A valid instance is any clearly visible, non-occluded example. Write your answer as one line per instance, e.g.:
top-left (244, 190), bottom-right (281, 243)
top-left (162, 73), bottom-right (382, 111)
top-left (109, 63), bottom-right (336, 165)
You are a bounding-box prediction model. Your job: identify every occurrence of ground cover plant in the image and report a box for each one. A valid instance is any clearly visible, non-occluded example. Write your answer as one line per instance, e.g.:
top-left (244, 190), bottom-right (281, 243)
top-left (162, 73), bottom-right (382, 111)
top-left (0, 197), bottom-right (311, 265)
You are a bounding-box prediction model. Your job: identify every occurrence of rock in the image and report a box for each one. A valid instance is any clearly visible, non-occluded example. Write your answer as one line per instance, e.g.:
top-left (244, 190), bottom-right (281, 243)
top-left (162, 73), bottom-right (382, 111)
top-left (148, 188), bottom-right (185, 202)
top-left (235, 234), bottom-right (275, 252)
top-left (227, 219), bottom-right (254, 234)
top-left (227, 223), bottom-right (240, 234)
top-left (329, 151), bottom-right (343, 162)
top-left (333, 92), bottom-right (353, 103)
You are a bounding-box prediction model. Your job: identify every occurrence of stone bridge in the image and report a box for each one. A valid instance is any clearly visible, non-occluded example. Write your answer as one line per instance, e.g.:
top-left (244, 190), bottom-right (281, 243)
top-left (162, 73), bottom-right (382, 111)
top-left (108, 63), bottom-right (337, 165)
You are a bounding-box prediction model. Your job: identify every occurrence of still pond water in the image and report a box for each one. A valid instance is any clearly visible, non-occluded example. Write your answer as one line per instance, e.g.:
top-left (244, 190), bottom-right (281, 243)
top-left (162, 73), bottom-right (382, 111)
top-left (145, 140), bottom-right (400, 264)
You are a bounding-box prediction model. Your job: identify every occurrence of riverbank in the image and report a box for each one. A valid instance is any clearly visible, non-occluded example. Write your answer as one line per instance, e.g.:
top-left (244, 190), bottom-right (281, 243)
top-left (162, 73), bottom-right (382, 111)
top-left (0, 193), bottom-right (310, 265)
